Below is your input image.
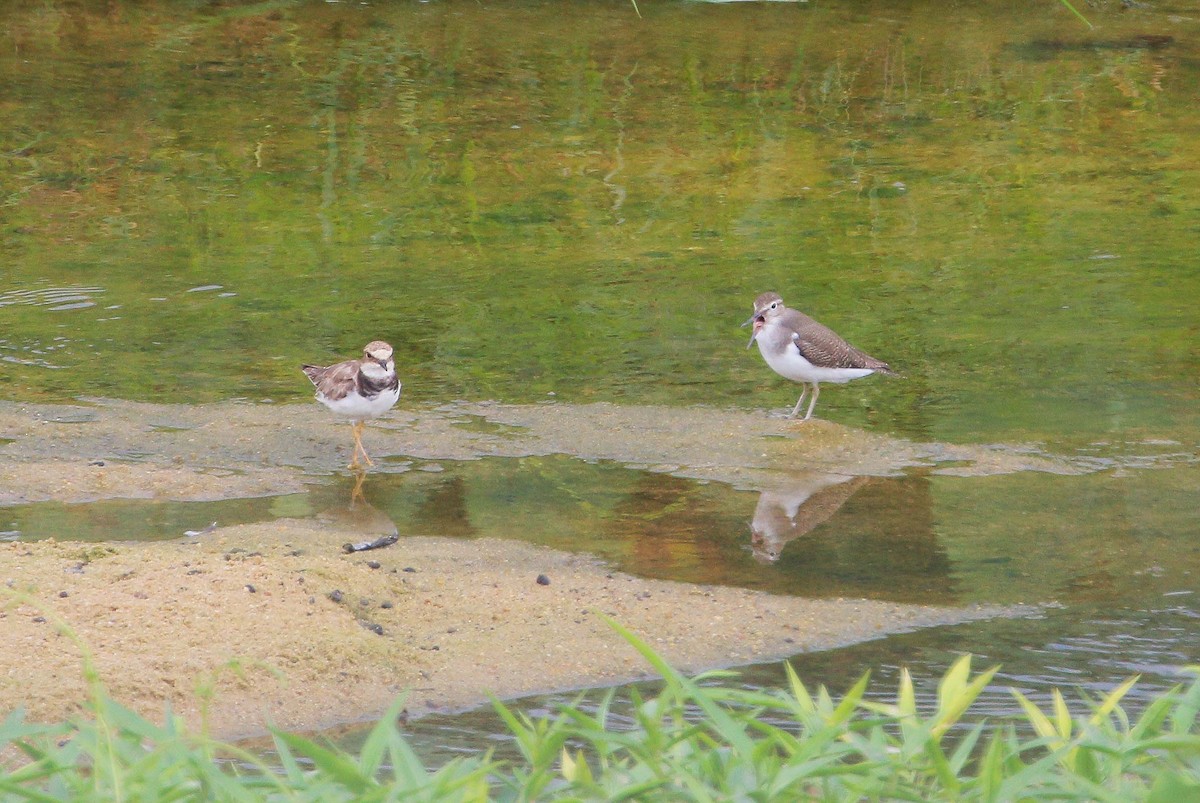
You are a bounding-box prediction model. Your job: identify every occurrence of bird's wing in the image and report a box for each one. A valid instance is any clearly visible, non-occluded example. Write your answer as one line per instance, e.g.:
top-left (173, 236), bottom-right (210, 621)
top-left (301, 359), bottom-right (360, 401)
top-left (785, 309), bottom-right (891, 371)
top-left (791, 329), bottom-right (890, 371)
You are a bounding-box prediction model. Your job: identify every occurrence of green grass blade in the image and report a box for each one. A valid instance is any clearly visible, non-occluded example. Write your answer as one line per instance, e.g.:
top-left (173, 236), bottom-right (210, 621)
top-left (356, 697), bottom-right (410, 779)
top-left (1170, 668), bottom-right (1200, 734)
top-left (931, 662), bottom-right (999, 740)
top-left (1011, 688), bottom-right (1061, 746)
top-left (897, 665), bottom-right (916, 718)
top-left (602, 615), bottom-right (757, 762)
top-left (1056, 0), bottom-right (1093, 28)
top-left (270, 730), bottom-right (311, 786)
top-left (1089, 675), bottom-right (1139, 727)
top-left (272, 730), bottom-right (374, 794)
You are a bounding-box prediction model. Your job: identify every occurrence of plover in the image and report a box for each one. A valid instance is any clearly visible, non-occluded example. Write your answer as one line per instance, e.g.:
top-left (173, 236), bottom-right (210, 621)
top-left (302, 340), bottom-right (400, 468)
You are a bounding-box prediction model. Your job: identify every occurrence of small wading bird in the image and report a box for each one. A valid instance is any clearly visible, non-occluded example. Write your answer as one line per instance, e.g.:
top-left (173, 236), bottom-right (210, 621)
top-left (744, 292), bottom-right (895, 420)
top-left (302, 340), bottom-right (400, 469)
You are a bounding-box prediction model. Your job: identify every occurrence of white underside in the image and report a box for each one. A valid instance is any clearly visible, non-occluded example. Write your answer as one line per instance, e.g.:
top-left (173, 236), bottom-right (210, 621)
top-left (316, 384), bottom-right (400, 421)
top-left (757, 336), bottom-right (875, 384)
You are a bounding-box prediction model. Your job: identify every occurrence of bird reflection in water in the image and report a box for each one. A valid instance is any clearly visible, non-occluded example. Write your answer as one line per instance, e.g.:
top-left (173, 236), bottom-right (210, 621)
top-left (316, 468), bottom-right (399, 538)
top-left (749, 472), bottom-right (871, 563)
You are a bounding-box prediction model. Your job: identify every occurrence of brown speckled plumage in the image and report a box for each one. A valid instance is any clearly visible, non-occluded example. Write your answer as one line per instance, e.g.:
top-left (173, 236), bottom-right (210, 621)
top-left (301, 340), bottom-right (400, 404)
top-left (751, 292), bottom-right (893, 373)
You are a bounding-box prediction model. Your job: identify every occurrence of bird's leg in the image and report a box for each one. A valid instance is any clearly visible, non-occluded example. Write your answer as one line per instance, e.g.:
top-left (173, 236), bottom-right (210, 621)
top-left (347, 422), bottom-right (361, 470)
top-left (356, 421), bottom-right (375, 467)
top-left (788, 386), bottom-right (809, 419)
top-left (349, 421), bottom-right (375, 469)
top-left (803, 383), bottom-right (821, 420)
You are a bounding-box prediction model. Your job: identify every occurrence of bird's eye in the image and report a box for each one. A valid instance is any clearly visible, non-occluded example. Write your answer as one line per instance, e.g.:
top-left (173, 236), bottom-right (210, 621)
top-left (769, 302), bottom-right (778, 309)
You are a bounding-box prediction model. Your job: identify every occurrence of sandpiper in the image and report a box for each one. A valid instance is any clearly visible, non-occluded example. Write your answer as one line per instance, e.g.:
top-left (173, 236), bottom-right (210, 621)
top-left (302, 340), bottom-right (400, 469)
top-left (744, 292), bottom-right (894, 420)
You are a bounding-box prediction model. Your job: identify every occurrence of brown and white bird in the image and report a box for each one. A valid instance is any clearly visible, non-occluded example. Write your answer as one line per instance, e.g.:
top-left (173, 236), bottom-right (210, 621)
top-left (744, 292), bottom-right (895, 420)
top-left (301, 340), bottom-right (400, 469)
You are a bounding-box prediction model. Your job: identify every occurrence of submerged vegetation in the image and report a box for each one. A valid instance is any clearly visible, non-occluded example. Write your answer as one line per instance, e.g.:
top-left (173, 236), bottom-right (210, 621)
top-left (2, 624), bottom-right (1197, 801)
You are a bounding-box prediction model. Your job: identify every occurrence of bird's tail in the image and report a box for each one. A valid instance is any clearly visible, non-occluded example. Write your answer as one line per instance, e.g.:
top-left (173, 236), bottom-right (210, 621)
top-left (300, 364), bottom-right (323, 385)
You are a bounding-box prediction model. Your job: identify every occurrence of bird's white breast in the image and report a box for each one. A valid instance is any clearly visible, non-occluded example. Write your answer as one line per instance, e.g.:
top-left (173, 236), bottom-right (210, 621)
top-left (318, 384), bottom-right (400, 419)
top-left (756, 326), bottom-right (875, 384)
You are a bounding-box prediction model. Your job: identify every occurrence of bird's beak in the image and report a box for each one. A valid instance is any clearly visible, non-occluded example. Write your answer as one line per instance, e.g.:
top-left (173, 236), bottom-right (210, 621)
top-left (743, 312), bottom-right (762, 349)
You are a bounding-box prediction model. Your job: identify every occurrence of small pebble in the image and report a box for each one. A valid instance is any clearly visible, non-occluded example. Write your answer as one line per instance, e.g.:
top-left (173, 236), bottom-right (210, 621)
top-left (403, 567), bottom-right (417, 573)
top-left (58, 591), bottom-right (68, 598)
top-left (246, 584), bottom-right (256, 593)
top-left (88, 460), bottom-right (105, 467)
top-left (367, 560), bottom-right (381, 569)
top-left (328, 590), bottom-right (344, 603)
top-left (536, 574), bottom-right (551, 586)
top-left (361, 621), bottom-right (383, 635)
top-left (380, 601), bottom-right (393, 609)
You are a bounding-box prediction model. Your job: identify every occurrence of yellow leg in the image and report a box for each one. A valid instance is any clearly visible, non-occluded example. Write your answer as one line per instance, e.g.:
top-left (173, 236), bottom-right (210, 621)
top-left (349, 421), bottom-right (374, 469)
top-left (347, 422), bottom-right (360, 470)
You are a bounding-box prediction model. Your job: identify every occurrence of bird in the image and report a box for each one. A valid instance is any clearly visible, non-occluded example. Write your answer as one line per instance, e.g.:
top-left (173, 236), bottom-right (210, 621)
top-left (743, 291), bottom-right (895, 420)
top-left (301, 340), bottom-right (400, 469)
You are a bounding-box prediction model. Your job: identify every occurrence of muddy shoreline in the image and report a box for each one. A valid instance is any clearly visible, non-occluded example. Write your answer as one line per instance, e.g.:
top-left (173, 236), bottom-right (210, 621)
top-left (0, 398), bottom-right (1075, 739)
top-left (2, 525), bottom-right (1021, 741)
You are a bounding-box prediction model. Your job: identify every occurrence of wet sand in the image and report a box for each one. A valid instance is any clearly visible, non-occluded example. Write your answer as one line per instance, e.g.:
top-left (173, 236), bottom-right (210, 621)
top-left (1, 524), bottom-right (1018, 741)
top-left (0, 398), bottom-right (1084, 739)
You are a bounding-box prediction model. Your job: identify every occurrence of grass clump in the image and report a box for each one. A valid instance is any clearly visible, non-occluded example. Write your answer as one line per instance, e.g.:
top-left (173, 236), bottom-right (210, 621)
top-left (1, 619), bottom-right (1198, 801)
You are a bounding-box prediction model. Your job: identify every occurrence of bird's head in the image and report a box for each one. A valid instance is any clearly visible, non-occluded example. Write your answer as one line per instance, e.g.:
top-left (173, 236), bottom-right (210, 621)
top-left (742, 292), bottom-right (784, 348)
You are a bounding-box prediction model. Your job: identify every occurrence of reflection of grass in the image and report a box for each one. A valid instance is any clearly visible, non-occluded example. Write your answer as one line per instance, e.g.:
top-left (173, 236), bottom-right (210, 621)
top-left (2, 609), bottom-right (1197, 799)
top-left (1057, 0), bottom-right (1092, 29)
top-left (1, 0), bottom-right (1192, 437)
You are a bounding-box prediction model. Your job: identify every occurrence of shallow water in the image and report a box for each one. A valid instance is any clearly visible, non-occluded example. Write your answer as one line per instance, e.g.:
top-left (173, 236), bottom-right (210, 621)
top-left (2, 0), bottom-right (1198, 760)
